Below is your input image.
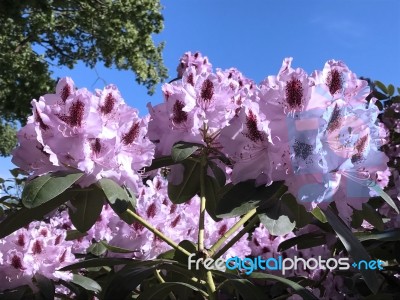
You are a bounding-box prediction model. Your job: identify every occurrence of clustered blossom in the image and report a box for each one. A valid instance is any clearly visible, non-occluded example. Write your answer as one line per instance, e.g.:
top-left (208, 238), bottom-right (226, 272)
top-left (12, 78), bottom-right (155, 193)
top-left (152, 52), bottom-right (391, 220)
top-left (0, 219), bottom-right (76, 291)
top-left (148, 53), bottom-right (255, 158)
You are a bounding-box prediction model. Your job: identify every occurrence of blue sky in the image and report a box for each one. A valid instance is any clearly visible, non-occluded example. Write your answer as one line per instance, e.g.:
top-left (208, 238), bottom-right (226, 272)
top-left (1, 0), bottom-right (399, 178)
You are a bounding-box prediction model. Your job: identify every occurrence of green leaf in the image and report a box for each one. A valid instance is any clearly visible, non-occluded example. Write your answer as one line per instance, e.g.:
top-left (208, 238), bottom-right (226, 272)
top-left (0, 285), bottom-right (32, 300)
top-left (171, 141), bottom-right (201, 162)
top-left (22, 171), bottom-right (83, 208)
top-left (168, 160), bottom-right (201, 204)
top-left (324, 207), bottom-right (380, 294)
top-left (216, 180), bottom-right (285, 218)
top-left (174, 240), bottom-right (197, 265)
top-left (34, 274), bottom-right (55, 300)
top-left (278, 232), bottom-right (327, 251)
top-left (368, 181), bottom-right (399, 213)
top-left (97, 178), bottom-right (135, 209)
top-left (249, 272), bottom-right (319, 300)
top-left (258, 193), bottom-right (296, 236)
top-left (68, 187), bottom-right (104, 232)
top-left (361, 203), bottom-right (384, 231)
top-left (70, 274), bottom-right (101, 293)
top-left (137, 282), bottom-right (207, 300)
top-left (87, 241), bottom-right (107, 256)
top-left (354, 229), bottom-right (400, 242)
top-left (0, 191), bottom-right (76, 239)
top-left (60, 258), bottom-right (163, 271)
top-left (9, 168), bottom-right (28, 178)
top-left (204, 175), bottom-right (221, 221)
top-left (374, 81), bottom-right (388, 94)
top-left (99, 241), bottom-right (139, 254)
top-left (208, 161), bottom-right (226, 186)
top-left (281, 193), bottom-right (313, 228)
top-left (102, 265), bottom-right (157, 299)
top-left (218, 279), bottom-right (264, 300)
top-left (258, 209), bottom-right (295, 236)
top-left (387, 84), bottom-right (395, 96)
top-left (66, 230), bottom-right (88, 241)
top-left (311, 207), bottom-right (327, 223)
top-left (97, 178), bottom-right (136, 224)
top-left (143, 156), bottom-right (177, 172)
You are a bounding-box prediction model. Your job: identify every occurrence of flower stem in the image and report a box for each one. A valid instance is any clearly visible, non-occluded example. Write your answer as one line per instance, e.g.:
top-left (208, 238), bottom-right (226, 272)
top-left (198, 156), bottom-right (207, 252)
top-left (213, 215), bottom-right (259, 260)
top-left (125, 208), bottom-right (191, 257)
top-left (208, 208), bottom-right (258, 258)
top-left (154, 269), bottom-right (177, 300)
top-left (205, 270), bottom-right (217, 299)
top-left (198, 153), bottom-right (217, 299)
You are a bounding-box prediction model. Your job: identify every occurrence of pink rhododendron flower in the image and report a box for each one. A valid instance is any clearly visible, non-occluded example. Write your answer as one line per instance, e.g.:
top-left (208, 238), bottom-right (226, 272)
top-left (12, 77), bottom-right (155, 193)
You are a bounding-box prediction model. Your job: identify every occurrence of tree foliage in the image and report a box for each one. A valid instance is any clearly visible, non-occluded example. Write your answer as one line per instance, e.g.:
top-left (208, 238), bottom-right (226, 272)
top-left (0, 0), bottom-right (167, 156)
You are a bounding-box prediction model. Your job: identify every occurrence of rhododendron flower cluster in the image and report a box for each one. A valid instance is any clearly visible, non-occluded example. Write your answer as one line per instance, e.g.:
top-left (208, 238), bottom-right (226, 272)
top-left (12, 78), bottom-right (155, 192)
top-left (149, 52), bottom-right (391, 220)
top-left (0, 219), bottom-right (76, 291)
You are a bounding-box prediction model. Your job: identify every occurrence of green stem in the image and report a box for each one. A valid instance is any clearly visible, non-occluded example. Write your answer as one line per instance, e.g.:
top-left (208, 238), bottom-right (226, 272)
top-left (125, 208), bottom-right (191, 257)
top-left (154, 269), bottom-right (177, 300)
top-left (213, 215), bottom-right (259, 260)
top-left (209, 208), bottom-right (257, 258)
top-left (205, 270), bottom-right (217, 300)
top-left (198, 156), bottom-right (207, 252)
top-left (198, 153), bottom-right (217, 300)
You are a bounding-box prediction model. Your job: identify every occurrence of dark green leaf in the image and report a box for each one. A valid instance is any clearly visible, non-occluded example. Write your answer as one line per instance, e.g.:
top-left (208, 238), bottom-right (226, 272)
top-left (368, 181), bottom-right (399, 213)
top-left (0, 285), bottom-right (32, 300)
top-left (249, 272), bottom-right (319, 300)
top-left (34, 274), bottom-right (55, 300)
top-left (10, 168), bottom-right (28, 178)
top-left (324, 207), bottom-right (380, 294)
top-left (0, 191), bottom-right (76, 239)
top-left (258, 207), bottom-right (295, 236)
top-left (100, 241), bottom-right (139, 253)
top-left (204, 175), bottom-right (221, 221)
top-left (278, 232), bottom-right (327, 251)
top-left (218, 279), bottom-right (264, 300)
top-left (174, 240), bottom-right (197, 265)
top-left (22, 171), bottom-right (83, 208)
top-left (361, 203), bottom-right (384, 231)
top-left (216, 180), bottom-right (285, 218)
top-left (97, 178), bottom-right (136, 224)
top-left (137, 282), bottom-right (207, 300)
top-left (374, 81), bottom-right (388, 94)
top-left (68, 187), bottom-right (104, 232)
top-left (102, 265), bottom-right (156, 299)
top-left (391, 95), bottom-right (400, 103)
top-left (87, 241), bottom-right (107, 256)
top-left (157, 249), bottom-right (175, 259)
top-left (354, 229), bottom-right (400, 242)
top-left (281, 193), bottom-right (313, 228)
top-left (143, 156), bottom-right (177, 172)
top-left (208, 161), bottom-right (226, 186)
top-left (60, 258), bottom-right (173, 271)
top-left (97, 178), bottom-right (135, 208)
top-left (171, 142), bottom-right (201, 162)
top-left (387, 84), bottom-right (395, 96)
top-left (168, 160), bottom-right (201, 204)
top-left (70, 274), bottom-right (101, 293)
top-left (311, 207), bottom-right (327, 223)
top-left (66, 230), bottom-right (88, 241)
